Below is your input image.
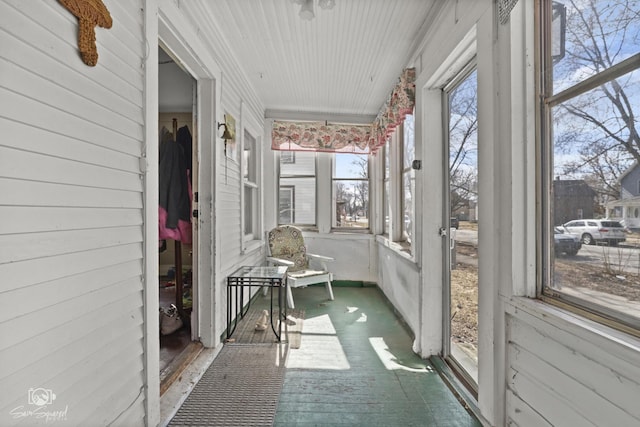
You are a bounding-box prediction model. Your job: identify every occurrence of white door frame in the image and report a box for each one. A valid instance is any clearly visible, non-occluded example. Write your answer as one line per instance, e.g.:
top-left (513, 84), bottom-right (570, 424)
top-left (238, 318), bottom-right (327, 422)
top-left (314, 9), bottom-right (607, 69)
top-left (143, 1), bottom-right (223, 424)
top-left (157, 0), bottom-right (221, 350)
top-left (141, 0), bottom-right (223, 426)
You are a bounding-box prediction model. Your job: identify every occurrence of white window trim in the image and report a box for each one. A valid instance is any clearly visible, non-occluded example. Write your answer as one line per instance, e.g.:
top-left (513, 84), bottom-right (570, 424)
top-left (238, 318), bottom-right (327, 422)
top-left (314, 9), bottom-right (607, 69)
top-left (537, 0), bottom-right (640, 332)
top-left (382, 140), bottom-right (391, 236)
top-left (277, 151), bottom-right (318, 229)
top-left (379, 124), bottom-right (413, 256)
top-left (277, 151), bottom-right (374, 234)
top-left (389, 130), bottom-right (404, 242)
top-left (331, 153), bottom-right (371, 232)
top-left (240, 106), bottom-right (263, 253)
top-left (401, 115), bottom-right (416, 245)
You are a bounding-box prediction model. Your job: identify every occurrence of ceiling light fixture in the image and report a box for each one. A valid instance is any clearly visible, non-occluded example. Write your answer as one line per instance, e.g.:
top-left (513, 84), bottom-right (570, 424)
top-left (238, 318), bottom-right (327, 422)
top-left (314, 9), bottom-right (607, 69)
top-left (299, 0), bottom-right (315, 20)
top-left (291, 0), bottom-right (335, 21)
top-left (318, 0), bottom-right (335, 10)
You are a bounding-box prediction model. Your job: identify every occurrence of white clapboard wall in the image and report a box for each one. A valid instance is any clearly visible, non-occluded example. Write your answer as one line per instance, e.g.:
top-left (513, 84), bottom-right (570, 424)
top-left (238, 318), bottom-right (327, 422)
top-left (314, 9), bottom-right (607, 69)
top-left (506, 308), bottom-right (640, 426)
top-left (0, 1), bottom-right (147, 425)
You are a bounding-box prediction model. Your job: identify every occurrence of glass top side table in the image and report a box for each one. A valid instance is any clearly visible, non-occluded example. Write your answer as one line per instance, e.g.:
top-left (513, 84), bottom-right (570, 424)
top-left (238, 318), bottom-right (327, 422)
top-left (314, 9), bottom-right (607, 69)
top-left (226, 265), bottom-right (288, 342)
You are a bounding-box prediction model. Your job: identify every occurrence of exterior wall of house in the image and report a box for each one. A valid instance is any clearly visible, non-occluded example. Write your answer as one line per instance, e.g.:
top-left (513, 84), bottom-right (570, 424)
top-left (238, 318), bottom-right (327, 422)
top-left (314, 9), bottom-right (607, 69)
top-left (607, 166), bottom-right (640, 227)
top-left (553, 180), bottom-right (596, 225)
top-left (279, 154), bottom-right (317, 225)
top-left (0, 1), bottom-right (149, 425)
top-left (606, 196), bottom-right (640, 229)
top-left (620, 165), bottom-right (640, 199)
top-left (1, 0), bottom-right (269, 424)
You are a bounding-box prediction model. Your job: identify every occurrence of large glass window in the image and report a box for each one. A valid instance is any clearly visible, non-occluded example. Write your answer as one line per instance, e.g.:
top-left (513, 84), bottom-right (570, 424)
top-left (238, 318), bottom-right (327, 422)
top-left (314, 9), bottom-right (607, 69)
top-left (243, 130), bottom-right (259, 241)
top-left (278, 151), bottom-right (316, 226)
top-left (402, 114), bottom-right (415, 243)
top-left (333, 153), bottom-right (369, 229)
top-left (381, 116), bottom-right (415, 253)
top-left (541, 0), bottom-right (640, 330)
top-left (383, 140), bottom-right (391, 235)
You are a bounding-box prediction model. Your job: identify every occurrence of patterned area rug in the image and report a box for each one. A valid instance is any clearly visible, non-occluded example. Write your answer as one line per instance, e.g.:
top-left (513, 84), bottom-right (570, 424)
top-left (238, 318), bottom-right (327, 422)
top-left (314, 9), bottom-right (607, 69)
top-left (168, 344), bottom-right (287, 426)
top-left (168, 304), bottom-right (305, 426)
top-left (227, 304), bottom-right (305, 349)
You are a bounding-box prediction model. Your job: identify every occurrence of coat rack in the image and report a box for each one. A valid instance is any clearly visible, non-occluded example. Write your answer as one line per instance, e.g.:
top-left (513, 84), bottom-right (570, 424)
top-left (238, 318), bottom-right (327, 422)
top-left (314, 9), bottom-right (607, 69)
top-left (172, 118), bottom-right (185, 316)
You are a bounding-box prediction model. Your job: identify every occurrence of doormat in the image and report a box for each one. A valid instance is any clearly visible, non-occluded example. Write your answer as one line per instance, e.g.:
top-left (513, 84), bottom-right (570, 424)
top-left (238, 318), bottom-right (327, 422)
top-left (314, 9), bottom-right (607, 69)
top-left (228, 307), bottom-right (305, 349)
top-left (168, 343), bottom-right (287, 427)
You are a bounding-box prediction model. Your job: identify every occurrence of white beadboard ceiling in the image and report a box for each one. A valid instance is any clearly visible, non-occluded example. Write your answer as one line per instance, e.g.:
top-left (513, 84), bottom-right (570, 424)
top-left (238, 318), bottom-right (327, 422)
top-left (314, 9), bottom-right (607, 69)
top-left (185, 0), bottom-right (442, 122)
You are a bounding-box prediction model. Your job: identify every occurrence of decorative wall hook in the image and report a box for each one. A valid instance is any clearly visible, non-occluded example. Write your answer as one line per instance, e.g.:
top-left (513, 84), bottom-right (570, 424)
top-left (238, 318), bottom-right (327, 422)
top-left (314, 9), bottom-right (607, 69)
top-left (59, 0), bottom-right (113, 66)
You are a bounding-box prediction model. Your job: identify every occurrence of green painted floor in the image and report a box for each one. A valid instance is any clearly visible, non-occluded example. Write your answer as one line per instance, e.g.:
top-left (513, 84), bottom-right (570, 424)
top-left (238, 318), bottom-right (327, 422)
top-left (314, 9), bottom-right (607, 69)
top-left (269, 285), bottom-right (481, 427)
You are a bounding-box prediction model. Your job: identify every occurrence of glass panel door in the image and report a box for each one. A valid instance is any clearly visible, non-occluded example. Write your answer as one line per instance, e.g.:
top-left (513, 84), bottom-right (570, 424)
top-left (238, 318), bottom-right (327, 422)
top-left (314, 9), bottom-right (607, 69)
top-left (444, 66), bottom-right (479, 390)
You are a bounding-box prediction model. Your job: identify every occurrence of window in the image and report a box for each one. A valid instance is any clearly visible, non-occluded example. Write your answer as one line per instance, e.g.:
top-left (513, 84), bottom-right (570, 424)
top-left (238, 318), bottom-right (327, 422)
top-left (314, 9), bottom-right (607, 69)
top-left (279, 186), bottom-right (295, 223)
top-left (402, 114), bottom-right (415, 243)
top-left (243, 130), bottom-right (259, 241)
top-left (383, 139), bottom-right (391, 235)
top-left (281, 151), bottom-right (295, 164)
top-left (541, 0), bottom-right (640, 330)
top-left (380, 114), bottom-right (414, 253)
top-left (333, 153), bottom-right (369, 229)
top-left (278, 151), bottom-right (316, 226)
top-left (382, 115), bottom-right (415, 253)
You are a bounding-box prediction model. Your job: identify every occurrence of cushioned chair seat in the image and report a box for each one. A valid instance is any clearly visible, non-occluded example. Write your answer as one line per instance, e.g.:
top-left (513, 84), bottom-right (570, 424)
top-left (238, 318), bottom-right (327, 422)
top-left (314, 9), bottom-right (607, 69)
top-left (266, 225), bottom-right (334, 309)
top-left (288, 269), bottom-right (327, 279)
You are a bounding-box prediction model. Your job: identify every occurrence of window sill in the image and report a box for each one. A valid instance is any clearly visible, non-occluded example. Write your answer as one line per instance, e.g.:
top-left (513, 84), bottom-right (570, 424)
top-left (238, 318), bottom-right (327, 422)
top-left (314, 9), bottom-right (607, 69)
top-left (505, 296), bottom-right (640, 359)
top-left (286, 225), bottom-right (318, 233)
top-left (242, 239), bottom-right (263, 255)
top-left (375, 235), bottom-right (414, 261)
top-left (330, 228), bottom-right (371, 234)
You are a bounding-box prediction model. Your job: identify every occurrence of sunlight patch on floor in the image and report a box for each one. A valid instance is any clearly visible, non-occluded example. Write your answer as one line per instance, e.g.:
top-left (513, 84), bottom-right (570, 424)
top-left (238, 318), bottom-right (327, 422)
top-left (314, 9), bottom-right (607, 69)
top-left (285, 314), bottom-right (350, 370)
top-left (369, 337), bottom-right (432, 373)
top-left (300, 313), bottom-right (336, 334)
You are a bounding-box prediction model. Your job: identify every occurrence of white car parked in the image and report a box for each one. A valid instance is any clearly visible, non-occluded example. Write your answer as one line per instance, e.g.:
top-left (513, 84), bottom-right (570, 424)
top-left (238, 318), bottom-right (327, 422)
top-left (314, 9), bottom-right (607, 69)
top-left (562, 219), bottom-right (626, 246)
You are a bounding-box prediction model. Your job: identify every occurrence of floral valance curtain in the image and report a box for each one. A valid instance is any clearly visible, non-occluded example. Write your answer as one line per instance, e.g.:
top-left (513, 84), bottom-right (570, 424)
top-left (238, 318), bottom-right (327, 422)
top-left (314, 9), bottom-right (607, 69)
top-left (272, 121), bottom-right (370, 154)
top-left (367, 68), bottom-right (416, 154)
top-left (270, 68), bottom-right (415, 155)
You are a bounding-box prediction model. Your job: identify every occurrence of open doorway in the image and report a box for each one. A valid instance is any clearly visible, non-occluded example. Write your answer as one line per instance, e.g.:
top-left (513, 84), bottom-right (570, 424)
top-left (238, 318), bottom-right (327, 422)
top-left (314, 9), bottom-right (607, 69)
top-left (158, 46), bottom-right (202, 394)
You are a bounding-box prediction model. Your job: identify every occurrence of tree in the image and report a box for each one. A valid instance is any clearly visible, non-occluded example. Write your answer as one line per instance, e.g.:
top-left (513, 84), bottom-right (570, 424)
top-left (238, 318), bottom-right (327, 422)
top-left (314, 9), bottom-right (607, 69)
top-left (350, 155), bottom-right (369, 214)
top-left (449, 70), bottom-right (478, 217)
top-left (335, 181), bottom-right (348, 203)
top-left (553, 0), bottom-right (639, 201)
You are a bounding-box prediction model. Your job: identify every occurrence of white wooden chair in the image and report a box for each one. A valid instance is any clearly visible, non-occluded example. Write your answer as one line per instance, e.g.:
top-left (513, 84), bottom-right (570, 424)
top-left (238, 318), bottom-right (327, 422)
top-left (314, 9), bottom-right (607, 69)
top-left (266, 225), bottom-right (335, 309)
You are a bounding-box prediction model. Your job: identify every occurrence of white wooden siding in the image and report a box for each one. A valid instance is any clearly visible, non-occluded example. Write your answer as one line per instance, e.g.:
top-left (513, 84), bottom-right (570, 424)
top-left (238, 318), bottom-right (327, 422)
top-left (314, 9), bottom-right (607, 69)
top-left (376, 242), bottom-right (420, 334)
top-left (216, 86), bottom-right (265, 274)
top-left (219, 153), bottom-right (243, 271)
top-left (0, 1), bottom-right (146, 425)
top-left (506, 311), bottom-right (640, 426)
